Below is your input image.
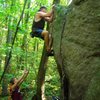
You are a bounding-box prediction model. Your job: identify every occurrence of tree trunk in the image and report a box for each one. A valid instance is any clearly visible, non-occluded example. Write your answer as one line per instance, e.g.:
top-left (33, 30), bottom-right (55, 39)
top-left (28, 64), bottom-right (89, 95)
top-left (53, 0), bottom-right (60, 4)
top-left (50, 0), bottom-right (100, 100)
top-left (20, 0), bottom-right (31, 69)
top-left (36, 45), bottom-right (48, 100)
top-left (0, 32), bottom-right (3, 70)
top-left (2, 9), bottom-right (13, 96)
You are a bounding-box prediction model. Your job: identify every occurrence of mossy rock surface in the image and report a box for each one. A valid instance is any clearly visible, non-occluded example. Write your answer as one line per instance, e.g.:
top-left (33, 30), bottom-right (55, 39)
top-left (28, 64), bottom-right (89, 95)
top-left (50, 0), bottom-right (100, 100)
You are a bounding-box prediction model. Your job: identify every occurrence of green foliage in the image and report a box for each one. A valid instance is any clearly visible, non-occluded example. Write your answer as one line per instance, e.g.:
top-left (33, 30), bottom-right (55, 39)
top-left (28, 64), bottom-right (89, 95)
top-left (45, 58), bottom-right (60, 96)
top-left (0, 0), bottom-right (62, 99)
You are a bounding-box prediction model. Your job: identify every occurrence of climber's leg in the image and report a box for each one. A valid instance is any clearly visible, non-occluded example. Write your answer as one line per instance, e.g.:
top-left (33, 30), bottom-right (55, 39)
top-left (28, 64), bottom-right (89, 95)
top-left (41, 30), bottom-right (51, 52)
top-left (42, 31), bottom-right (54, 56)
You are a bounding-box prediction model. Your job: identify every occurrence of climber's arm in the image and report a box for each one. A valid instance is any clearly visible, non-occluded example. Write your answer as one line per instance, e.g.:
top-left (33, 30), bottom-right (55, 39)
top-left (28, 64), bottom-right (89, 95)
top-left (44, 15), bottom-right (53, 22)
top-left (38, 9), bottom-right (54, 18)
top-left (38, 5), bottom-right (54, 18)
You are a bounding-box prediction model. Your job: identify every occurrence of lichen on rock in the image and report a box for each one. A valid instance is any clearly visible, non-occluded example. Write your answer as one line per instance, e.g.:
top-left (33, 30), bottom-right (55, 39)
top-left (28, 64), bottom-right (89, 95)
top-left (50, 0), bottom-right (100, 100)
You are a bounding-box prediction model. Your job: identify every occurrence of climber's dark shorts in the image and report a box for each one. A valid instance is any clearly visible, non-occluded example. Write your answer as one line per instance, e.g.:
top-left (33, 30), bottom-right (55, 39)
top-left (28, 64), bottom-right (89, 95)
top-left (30, 28), bottom-right (44, 39)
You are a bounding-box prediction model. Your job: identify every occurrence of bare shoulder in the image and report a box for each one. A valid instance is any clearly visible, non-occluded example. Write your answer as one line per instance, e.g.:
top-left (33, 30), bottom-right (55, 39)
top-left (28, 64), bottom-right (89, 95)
top-left (34, 12), bottom-right (42, 21)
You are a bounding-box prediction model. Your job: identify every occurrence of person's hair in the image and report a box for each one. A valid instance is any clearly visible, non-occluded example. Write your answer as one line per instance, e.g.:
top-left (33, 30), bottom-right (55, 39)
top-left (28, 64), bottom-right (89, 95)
top-left (10, 78), bottom-right (15, 85)
top-left (38, 6), bottom-right (47, 11)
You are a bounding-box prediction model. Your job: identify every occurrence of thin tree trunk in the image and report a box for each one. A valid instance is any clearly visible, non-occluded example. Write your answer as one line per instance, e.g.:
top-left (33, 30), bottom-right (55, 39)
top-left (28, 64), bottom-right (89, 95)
top-left (36, 45), bottom-right (48, 100)
top-left (53, 0), bottom-right (60, 4)
top-left (2, 5), bottom-right (13, 95)
top-left (20, 0), bottom-right (31, 69)
top-left (0, 33), bottom-right (3, 70)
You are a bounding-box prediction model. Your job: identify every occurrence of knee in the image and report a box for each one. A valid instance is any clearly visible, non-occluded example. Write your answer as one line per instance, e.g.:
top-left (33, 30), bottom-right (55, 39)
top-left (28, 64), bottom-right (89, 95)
top-left (44, 31), bottom-right (49, 37)
top-left (45, 31), bottom-right (49, 35)
top-left (42, 31), bottom-right (49, 37)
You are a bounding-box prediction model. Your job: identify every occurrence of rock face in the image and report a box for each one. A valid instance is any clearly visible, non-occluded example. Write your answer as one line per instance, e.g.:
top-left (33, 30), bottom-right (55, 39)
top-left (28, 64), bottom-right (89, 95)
top-left (50, 0), bottom-right (100, 100)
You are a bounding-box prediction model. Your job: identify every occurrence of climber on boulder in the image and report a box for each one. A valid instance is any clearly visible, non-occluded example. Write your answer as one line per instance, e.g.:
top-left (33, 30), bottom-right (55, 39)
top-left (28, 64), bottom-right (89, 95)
top-left (30, 6), bottom-right (54, 56)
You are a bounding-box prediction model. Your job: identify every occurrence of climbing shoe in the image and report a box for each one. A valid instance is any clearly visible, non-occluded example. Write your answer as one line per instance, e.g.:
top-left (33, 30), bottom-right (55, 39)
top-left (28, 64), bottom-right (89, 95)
top-left (47, 50), bottom-right (54, 56)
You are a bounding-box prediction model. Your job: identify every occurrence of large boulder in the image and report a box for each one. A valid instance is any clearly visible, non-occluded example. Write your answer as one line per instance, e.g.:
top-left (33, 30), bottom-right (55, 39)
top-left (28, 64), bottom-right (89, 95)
top-left (50, 0), bottom-right (100, 100)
